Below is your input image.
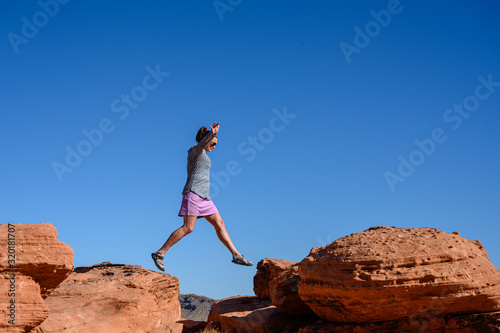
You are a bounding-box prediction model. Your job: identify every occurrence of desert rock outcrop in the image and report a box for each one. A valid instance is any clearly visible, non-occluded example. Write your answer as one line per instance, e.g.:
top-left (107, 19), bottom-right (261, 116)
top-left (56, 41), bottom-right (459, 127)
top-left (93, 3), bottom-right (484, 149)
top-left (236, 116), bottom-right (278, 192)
top-left (298, 226), bottom-right (500, 323)
top-left (5, 222), bottom-right (500, 332)
top-left (207, 296), bottom-right (317, 333)
top-left (255, 258), bottom-right (312, 315)
top-left (209, 226), bottom-right (500, 332)
top-left (35, 262), bottom-right (182, 333)
top-left (0, 223), bottom-right (73, 333)
top-left (296, 310), bottom-right (500, 332)
top-left (253, 258), bottom-right (296, 299)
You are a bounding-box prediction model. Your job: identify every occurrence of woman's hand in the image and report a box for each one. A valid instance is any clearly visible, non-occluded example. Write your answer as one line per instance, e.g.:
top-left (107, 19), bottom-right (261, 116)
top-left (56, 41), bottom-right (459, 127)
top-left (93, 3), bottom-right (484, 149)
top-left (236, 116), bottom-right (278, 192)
top-left (210, 122), bottom-right (220, 135)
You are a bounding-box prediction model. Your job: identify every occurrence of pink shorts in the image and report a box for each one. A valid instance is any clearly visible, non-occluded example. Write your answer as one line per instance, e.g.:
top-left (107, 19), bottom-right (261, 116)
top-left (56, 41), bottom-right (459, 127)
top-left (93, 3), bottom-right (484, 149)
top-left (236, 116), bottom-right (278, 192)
top-left (178, 191), bottom-right (219, 219)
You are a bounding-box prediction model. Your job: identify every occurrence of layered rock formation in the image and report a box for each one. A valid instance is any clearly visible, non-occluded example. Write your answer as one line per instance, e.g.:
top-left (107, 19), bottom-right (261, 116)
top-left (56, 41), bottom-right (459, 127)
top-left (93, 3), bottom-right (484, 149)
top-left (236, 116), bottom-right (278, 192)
top-left (0, 275), bottom-right (48, 333)
top-left (209, 259), bottom-right (317, 332)
top-left (298, 226), bottom-right (500, 323)
top-left (269, 264), bottom-right (312, 315)
top-left (296, 311), bottom-right (500, 332)
top-left (35, 262), bottom-right (182, 333)
top-left (207, 296), bottom-right (318, 333)
top-left (254, 258), bottom-right (311, 315)
top-left (5, 222), bottom-right (500, 332)
top-left (209, 226), bottom-right (500, 332)
top-left (1, 223), bottom-right (184, 333)
top-left (0, 223), bottom-right (73, 333)
top-left (253, 258), bottom-right (296, 299)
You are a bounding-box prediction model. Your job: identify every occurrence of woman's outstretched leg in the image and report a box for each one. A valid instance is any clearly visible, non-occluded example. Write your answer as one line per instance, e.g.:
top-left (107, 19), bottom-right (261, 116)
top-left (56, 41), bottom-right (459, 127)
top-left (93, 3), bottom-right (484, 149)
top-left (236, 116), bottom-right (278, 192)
top-left (204, 213), bottom-right (252, 265)
top-left (155, 216), bottom-right (197, 269)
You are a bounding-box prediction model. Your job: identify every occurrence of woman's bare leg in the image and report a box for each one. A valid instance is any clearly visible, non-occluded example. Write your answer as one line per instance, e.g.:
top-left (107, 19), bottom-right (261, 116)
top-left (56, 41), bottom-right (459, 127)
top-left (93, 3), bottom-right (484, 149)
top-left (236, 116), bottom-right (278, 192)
top-left (204, 212), bottom-right (251, 265)
top-left (157, 215), bottom-right (198, 260)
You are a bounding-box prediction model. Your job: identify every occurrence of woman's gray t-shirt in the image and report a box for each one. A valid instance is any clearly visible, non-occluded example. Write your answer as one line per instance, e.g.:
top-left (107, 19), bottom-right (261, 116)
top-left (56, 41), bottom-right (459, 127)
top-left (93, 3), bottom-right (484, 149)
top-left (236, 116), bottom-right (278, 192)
top-left (181, 132), bottom-right (215, 200)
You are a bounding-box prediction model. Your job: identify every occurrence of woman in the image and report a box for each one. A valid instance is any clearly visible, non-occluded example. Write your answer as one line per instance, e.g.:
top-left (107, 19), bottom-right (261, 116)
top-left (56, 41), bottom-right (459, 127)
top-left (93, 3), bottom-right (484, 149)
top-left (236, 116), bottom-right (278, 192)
top-left (151, 122), bottom-right (252, 271)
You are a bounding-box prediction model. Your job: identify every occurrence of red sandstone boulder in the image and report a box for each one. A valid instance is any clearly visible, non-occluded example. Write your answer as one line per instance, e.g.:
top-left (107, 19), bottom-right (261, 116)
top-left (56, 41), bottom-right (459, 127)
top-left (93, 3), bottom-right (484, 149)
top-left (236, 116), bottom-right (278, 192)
top-left (297, 311), bottom-right (500, 332)
top-left (176, 319), bottom-right (207, 333)
top-left (298, 226), bottom-right (500, 323)
top-left (34, 262), bottom-right (182, 333)
top-left (268, 264), bottom-right (312, 315)
top-left (253, 258), bottom-right (296, 299)
top-left (0, 275), bottom-right (49, 333)
top-left (207, 296), bottom-right (317, 333)
top-left (0, 223), bottom-right (74, 298)
top-left (254, 258), bottom-right (312, 315)
top-left (0, 223), bottom-right (73, 333)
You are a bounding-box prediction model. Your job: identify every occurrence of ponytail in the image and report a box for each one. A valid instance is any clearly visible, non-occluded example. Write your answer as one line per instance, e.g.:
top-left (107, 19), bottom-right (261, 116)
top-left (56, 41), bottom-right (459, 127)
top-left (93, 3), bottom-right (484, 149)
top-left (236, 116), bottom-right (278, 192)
top-left (195, 126), bottom-right (217, 143)
top-left (196, 126), bottom-right (209, 142)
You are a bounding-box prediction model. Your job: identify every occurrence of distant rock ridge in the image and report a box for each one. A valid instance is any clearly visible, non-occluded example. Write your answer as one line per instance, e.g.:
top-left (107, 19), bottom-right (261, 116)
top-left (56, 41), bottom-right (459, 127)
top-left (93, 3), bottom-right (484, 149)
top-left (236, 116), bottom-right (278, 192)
top-left (179, 293), bottom-right (218, 321)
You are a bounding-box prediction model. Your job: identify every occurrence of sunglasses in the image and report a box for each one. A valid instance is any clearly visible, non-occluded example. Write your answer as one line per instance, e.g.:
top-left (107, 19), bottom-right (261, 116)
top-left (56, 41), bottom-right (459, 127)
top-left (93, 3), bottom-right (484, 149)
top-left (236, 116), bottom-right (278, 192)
top-left (210, 142), bottom-right (217, 147)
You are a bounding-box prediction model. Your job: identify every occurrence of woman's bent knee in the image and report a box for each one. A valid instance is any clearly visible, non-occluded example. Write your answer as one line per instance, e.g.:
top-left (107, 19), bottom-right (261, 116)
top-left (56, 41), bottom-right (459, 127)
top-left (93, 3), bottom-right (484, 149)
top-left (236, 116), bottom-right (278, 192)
top-left (215, 220), bottom-right (226, 231)
top-left (183, 225), bottom-right (195, 234)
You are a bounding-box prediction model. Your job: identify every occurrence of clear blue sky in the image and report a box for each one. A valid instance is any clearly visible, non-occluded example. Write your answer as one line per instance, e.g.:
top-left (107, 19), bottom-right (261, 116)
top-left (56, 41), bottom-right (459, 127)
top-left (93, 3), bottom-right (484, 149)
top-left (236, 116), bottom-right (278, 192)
top-left (2, 1), bottom-right (499, 300)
